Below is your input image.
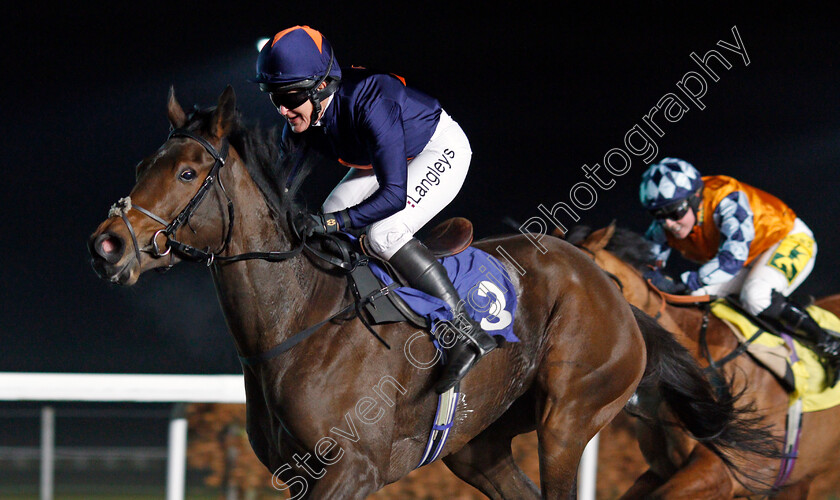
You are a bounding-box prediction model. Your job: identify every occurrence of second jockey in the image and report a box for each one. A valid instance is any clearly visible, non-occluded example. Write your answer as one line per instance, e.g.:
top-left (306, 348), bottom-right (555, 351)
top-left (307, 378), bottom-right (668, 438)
top-left (639, 157), bottom-right (840, 378)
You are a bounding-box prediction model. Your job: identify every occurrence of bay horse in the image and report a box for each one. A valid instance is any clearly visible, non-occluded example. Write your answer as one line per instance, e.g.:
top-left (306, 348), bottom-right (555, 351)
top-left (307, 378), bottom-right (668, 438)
top-left (88, 87), bottom-right (776, 498)
top-left (570, 223), bottom-right (840, 499)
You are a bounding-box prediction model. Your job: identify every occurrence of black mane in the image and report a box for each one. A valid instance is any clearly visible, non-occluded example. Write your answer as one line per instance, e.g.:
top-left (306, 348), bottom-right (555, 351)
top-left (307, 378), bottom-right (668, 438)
top-left (566, 225), bottom-right (656, 271)
top-left (181, 104), bottom-right (317, 218)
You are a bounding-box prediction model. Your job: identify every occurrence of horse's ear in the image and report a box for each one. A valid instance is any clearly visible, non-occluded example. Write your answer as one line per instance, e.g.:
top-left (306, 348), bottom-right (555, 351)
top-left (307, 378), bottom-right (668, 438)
top-left (583, 224), bottom-right (616, 253)
top-left (603, 221), bottom-right (616, 244)
top-left (167, 86), bottom-right (187, 129)
top-left (211, 85), bottom-right (237, 139)
top-left (552, 226), bottom-right (566, 239)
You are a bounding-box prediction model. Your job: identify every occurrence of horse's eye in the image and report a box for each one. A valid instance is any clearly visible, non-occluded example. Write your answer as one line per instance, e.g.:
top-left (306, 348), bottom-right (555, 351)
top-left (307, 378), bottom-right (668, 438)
top-left (179, 169), bottom-right (197, 181)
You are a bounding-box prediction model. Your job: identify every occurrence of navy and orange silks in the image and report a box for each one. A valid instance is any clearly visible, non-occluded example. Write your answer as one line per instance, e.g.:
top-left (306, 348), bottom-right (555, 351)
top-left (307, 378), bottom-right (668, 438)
top-left (253, 25), bottom-right (341, 86)
top-left (284, 67), bottom-right (443, 229)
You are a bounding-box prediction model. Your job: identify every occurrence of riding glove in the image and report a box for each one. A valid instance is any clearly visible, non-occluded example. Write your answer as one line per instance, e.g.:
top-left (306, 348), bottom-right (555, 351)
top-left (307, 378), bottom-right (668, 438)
top-left (643, 268), bottom-right (688, 294)
top-left (296, 211), bottom-right (350, 236)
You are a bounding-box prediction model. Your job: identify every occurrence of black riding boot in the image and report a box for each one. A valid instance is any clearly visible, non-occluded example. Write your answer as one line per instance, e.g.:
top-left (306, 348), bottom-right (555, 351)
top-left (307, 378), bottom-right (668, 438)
top-left (762, 291), bottom-right (840, 386)
top-left (389, 239), bottom-right (498, 393)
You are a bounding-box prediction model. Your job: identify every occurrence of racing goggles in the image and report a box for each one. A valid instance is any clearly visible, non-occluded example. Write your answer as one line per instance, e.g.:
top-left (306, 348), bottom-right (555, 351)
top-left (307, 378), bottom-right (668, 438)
top-left (650, 199), bottom-right (691, 221)
top-left (269, 90), bottom-right (311, 111)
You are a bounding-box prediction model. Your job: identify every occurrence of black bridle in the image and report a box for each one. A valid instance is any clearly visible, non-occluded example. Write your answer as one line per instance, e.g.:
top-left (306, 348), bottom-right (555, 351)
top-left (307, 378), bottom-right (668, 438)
top-left (106, 127), bottom-right (390, 361)
top-left (109, 127), bottom-right (307, 267)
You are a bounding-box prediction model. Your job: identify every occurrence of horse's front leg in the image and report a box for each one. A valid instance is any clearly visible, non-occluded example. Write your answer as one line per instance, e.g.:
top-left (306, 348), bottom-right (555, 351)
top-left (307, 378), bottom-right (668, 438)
top-left (243, 371), bottom-right (277, 469)
top-left (277, 455), bottom-right (383, 499)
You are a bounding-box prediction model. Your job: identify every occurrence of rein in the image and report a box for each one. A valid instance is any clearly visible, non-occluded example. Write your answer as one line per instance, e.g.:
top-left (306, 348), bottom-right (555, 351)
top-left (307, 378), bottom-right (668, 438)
top-left (110, 128), bottom-right (308, 267)
top-left (644, 277), bottom-right (714, 319)
top-left (641, 277), bottom-right (771, 382)
top-left (576, 242), bottom-right (759, 378)
top-left (107, 127), bottom-right (391, 364)
top-left (639, 276), bottom-right (749, 372)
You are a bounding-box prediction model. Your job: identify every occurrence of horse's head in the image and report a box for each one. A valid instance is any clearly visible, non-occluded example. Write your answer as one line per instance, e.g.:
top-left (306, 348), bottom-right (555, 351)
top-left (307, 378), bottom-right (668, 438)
top-left (574, 224), bottom-right (689, 333)
top-left (569, 222), bottom-right (677, 324)
top-left (88, 86), bottom-right (255, 285)
top-left (576, 222), bottom-right (646, 291)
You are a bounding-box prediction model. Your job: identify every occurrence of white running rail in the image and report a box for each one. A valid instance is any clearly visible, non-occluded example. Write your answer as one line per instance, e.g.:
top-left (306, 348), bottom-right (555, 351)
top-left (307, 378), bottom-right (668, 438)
top-left (0, 372), bottom-right (599, 499)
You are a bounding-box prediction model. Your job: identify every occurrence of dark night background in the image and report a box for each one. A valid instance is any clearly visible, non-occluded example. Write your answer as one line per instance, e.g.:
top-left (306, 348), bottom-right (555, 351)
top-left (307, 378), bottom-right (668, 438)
top-left (2, 4), bottom-right (839, 378)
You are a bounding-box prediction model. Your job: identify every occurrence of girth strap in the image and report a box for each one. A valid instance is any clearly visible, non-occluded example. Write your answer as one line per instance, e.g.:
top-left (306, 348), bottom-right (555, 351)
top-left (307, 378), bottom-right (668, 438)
top-left (237, 280), bottom-right (399, 366)
top-left (699, 297), bottom-right (784, 393)
top-left (238, 302), bottom-right (355, 366)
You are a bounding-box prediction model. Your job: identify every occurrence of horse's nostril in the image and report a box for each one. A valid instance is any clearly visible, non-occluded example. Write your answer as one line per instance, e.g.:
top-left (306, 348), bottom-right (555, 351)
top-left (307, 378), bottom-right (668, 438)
top-left (95, 233), bottom-right (124, 264)
top-left (101, 238), bottom-right (117, 254)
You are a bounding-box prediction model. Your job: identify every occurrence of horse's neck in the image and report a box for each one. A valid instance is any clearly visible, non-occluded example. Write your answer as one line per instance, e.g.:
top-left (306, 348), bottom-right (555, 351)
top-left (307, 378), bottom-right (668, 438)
top-left (209, 161), bottom-right (345, 357)
top-left (602, 251), bottom-right (734, 355)
top-left (632, 279), bottom-right (700, 348)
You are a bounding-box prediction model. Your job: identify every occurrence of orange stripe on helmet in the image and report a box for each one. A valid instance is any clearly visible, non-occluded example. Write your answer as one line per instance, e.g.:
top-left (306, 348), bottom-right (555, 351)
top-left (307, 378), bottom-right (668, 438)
top-left (272, 25), bottom-right (324, 53)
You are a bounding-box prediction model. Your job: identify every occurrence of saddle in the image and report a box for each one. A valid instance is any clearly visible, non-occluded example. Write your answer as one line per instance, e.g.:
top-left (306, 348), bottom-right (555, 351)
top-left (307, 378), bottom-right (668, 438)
top-left (712, 298), bottom-right (840, 411)
top-left (327, 217), bottom-right (474, 329)
top-left (240, 217), bottom-right (474, 364)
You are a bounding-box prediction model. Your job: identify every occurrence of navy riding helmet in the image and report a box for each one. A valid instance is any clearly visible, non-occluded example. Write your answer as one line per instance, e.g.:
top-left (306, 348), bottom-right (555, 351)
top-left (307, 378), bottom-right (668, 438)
top-left (252, 25), bottom-right (342, 123)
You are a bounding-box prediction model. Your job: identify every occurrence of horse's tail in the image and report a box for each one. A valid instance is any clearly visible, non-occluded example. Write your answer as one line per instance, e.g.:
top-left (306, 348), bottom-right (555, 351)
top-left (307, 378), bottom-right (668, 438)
top-left (631, 305), bottom-right (781, 489)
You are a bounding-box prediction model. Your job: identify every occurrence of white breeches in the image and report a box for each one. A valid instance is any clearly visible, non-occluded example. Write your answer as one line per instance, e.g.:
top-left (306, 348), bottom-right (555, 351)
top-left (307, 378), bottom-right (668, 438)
top-left (321, 110), bottom-right (472, 259)
top-left (692, 218), bottom-right (817, 315)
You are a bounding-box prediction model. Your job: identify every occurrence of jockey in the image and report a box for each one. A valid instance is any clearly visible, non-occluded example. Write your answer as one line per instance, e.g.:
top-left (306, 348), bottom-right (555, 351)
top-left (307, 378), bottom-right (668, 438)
top-left (251, 25), bottom-right (497, 394)
top-left (639, 157), bottom-right (840, 367)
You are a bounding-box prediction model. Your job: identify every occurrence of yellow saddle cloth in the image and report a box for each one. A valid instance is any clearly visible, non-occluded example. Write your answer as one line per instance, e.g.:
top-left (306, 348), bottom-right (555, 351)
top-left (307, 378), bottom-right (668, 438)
top-left (711, 300), bottom-right (840, 412)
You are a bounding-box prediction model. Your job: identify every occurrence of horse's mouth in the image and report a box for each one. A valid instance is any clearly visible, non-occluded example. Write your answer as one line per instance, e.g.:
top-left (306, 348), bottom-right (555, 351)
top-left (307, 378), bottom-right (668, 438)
top-left (90, 255), bottom-right (138, 285)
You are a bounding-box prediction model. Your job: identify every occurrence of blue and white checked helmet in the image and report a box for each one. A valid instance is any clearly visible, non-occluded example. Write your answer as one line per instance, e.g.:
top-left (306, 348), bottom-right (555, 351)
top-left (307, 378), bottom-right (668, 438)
top-left (639, 158), bottom-right (704, 210)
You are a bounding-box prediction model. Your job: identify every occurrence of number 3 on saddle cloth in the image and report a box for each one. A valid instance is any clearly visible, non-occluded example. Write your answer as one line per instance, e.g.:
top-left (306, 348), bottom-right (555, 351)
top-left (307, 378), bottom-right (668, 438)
top-left (343, 217), bottom-right (520, 346)
top-left (337, 218), bottom-right (519, 468)
top-left (367, 247), bottom-right (519, 346)
top-left (365, 246), bottom-right (519, 469)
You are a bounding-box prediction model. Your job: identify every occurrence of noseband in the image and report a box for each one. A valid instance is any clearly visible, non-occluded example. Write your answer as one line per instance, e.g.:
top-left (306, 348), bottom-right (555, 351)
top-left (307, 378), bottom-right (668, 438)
top-left (108, 128), bottom-right (306, 267)
top-left (104, 126), bottom-right (394, 364)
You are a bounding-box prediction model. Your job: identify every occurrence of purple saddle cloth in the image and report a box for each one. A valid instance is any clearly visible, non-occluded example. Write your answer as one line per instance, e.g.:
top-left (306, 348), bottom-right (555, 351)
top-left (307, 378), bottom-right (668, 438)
top-left (369, 246), bottom-right (519, 343)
